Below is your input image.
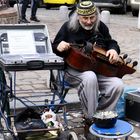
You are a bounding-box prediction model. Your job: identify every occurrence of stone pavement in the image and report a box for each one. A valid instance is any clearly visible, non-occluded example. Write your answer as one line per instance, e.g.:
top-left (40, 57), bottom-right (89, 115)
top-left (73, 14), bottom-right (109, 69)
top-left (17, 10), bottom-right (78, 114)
top-left (4, 7), bottom-right (140, 139)
top-left (12, 8), bottom-right (140, 91)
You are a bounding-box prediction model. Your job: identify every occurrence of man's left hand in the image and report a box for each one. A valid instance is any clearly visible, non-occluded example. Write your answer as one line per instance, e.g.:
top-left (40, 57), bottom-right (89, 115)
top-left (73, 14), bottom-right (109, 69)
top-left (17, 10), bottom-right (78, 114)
top-left (106, 49), bottom-right (119, 64)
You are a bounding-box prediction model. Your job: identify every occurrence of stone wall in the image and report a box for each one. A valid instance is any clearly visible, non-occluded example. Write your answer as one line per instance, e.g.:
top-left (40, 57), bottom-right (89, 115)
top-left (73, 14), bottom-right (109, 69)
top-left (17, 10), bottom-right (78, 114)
top-left (0, 7), bottom-right (18, 24)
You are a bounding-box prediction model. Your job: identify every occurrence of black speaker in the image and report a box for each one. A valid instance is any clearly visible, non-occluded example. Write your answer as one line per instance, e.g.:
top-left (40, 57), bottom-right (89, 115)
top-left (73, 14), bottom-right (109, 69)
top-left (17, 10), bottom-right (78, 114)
top-left (125, 92), bottom-right (140, 122)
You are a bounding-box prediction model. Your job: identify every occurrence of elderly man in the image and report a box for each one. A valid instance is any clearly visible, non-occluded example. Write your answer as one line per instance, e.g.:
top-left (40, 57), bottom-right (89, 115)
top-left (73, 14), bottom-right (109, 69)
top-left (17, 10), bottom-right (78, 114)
top-left (52, 1), bottom-right (124, 124)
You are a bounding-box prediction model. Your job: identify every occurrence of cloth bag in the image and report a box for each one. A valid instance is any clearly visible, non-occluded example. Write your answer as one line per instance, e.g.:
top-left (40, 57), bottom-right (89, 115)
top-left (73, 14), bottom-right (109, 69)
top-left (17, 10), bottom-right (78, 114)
top-left (15, 108), bottom-right (46, 138)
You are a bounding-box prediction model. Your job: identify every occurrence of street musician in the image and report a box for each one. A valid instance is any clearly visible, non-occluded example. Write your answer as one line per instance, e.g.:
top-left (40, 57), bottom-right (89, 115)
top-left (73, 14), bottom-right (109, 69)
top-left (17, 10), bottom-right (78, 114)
top-left (52, 0), bottom-right (124, 128)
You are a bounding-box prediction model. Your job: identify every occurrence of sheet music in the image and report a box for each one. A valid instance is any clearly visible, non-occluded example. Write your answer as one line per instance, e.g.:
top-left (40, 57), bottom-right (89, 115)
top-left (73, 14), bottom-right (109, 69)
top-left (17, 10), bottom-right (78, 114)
top-left (7, 30), bottom-right (36, 55)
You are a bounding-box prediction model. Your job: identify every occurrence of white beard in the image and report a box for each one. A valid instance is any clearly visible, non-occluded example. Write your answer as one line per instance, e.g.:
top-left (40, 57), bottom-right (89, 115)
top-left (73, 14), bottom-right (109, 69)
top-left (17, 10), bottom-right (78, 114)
top-left (79, 20), bottom-right (94, 30)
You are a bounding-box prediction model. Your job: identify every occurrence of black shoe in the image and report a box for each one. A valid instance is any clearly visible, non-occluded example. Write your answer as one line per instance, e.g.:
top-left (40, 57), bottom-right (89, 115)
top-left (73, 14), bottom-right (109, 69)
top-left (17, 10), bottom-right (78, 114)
top-left (30, 17), bottom-right (40, 22)
top-left (20, 18), bottom-right (30, 23)
top-left (84, 116), bottom-right (94, 126)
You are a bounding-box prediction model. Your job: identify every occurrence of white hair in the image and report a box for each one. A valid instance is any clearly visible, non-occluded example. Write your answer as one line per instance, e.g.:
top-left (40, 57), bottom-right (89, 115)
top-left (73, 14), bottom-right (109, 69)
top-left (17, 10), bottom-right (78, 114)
top-left (68, 8), bottom-right (101, 32)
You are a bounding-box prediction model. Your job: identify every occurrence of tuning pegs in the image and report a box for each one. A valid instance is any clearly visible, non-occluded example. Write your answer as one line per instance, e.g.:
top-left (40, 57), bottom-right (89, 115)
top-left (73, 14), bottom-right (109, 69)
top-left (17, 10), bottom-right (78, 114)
top-left (132, 61), bottom-right (138, 68)
top-left (122, 53), bottom-right (138, 68)
top-left (126, 58), bottom-right (132, 65)
top-left (123, 54), bottom-right (128, 59)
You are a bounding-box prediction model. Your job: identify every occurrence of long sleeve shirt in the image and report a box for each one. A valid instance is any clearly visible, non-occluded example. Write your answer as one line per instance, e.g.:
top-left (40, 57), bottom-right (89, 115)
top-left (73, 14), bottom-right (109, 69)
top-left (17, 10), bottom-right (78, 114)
top-left (52, 21), bottom-right (120, 58)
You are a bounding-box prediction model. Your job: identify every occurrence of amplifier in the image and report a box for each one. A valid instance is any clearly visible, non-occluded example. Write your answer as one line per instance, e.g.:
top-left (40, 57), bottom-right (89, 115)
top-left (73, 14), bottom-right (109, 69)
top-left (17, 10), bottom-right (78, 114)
top-left (125, 92), bottom-right (140, 122)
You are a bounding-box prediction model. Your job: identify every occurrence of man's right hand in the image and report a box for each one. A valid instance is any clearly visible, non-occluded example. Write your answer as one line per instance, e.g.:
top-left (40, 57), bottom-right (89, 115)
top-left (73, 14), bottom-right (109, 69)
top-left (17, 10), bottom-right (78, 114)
top-left (57, 41), bottom-right (71, 52)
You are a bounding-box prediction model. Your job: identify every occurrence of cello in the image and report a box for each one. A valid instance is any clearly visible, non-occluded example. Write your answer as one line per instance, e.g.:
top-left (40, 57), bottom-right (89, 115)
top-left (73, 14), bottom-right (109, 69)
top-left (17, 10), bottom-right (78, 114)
top-left (65, 43), bottom-right (138, 78)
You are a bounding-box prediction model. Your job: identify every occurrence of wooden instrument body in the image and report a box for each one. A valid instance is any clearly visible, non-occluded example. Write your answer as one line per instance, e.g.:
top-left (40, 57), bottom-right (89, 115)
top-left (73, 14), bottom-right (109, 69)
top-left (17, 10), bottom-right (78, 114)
top-left (65, 46), bottom-right (136, 78)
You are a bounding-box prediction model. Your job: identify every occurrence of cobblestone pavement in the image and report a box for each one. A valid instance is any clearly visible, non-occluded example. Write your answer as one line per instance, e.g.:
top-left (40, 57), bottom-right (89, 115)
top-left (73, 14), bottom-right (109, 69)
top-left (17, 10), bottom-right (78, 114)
top-left (3, 7), bottom-right (140, 139)
top-left (12, 8), bottom-right (140, 91)
top-left (27, 8), bottom-right (140, 139)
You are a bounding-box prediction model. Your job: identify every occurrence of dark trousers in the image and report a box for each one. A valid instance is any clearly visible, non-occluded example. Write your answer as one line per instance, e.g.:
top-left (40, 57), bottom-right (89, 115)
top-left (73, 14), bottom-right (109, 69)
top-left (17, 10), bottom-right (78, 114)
top-left (20, 0), bottom-right (29, 19)
top-left (20, 0), bottom-right (39, 19)
top-left (31, 0), bottom-right (39, 18)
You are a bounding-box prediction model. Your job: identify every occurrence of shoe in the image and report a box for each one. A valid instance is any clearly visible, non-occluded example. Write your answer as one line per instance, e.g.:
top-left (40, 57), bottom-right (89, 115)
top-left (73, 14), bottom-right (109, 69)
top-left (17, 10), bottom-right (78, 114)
top-left (83, 116), bottom-right (94, 126)
top-left (30, 17), bottom-right (40, 22)
top-left (20, 18), bottom-right (30, 23)
top-left (83, 117), bottom-right (95, 139)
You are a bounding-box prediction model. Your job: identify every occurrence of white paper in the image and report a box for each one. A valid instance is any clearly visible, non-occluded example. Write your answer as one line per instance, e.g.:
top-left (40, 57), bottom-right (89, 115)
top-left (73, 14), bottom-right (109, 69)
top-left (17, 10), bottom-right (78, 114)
top-left (7, 30), bottom-right (36, 55)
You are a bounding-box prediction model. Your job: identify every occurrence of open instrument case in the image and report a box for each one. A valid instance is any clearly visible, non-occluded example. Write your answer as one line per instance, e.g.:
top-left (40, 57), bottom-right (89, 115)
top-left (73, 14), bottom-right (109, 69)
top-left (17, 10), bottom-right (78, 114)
top-left (0, 24), bottom-right (64, 71)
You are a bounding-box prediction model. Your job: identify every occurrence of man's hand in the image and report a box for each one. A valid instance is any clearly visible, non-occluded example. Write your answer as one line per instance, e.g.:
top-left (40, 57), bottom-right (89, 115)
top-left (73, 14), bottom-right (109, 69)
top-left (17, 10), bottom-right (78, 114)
top-left (57, 41), bottom-right (71, 52)
top-left (106, 49), bottom-right (119, 64)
